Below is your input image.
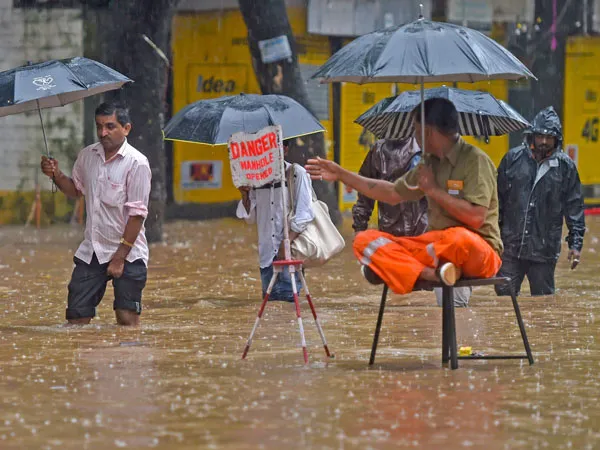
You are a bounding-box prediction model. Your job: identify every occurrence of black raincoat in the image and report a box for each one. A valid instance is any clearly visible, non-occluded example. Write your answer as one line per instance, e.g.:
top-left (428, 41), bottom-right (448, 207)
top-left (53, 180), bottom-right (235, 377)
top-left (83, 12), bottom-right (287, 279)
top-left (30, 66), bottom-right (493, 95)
top-left (497, 107), bottom-right (585, 263)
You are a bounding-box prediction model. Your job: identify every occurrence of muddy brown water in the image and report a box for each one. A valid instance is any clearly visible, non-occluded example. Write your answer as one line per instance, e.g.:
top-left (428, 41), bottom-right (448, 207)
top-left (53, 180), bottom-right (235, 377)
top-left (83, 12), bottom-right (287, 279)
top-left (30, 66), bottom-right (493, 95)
top-left (0, 217), bottom-right (599, 449)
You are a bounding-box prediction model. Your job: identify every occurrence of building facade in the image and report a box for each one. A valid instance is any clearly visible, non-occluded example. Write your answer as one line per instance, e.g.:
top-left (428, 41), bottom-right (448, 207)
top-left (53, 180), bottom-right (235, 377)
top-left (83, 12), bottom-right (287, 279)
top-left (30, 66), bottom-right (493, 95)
top-left (0, 0), bottom-right (597, 224)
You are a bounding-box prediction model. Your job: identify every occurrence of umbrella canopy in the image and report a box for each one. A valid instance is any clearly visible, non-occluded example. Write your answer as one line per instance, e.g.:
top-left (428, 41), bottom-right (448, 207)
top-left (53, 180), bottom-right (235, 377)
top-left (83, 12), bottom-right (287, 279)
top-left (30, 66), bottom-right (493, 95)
top-left (312, 18), bottom-right (535, 84)
top-left (0, 57), bottom-right (132, 116)
top-left (356, 86), bottom-right (531, 139)
top-left (163, 93), bottom-right (325, 146)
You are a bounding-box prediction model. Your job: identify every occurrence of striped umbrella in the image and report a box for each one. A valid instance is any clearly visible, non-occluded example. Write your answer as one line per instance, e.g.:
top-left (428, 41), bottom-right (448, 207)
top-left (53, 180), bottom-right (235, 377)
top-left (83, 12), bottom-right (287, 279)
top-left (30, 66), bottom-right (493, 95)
top-left (355, 87), bottom-right (530, 141)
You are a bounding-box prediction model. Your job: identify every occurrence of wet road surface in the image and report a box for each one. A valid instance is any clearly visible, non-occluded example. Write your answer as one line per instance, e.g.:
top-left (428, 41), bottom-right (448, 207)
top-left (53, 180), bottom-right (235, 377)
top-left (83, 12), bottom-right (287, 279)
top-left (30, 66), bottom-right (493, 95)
top-left (0, 217), bottom-right (599, 449)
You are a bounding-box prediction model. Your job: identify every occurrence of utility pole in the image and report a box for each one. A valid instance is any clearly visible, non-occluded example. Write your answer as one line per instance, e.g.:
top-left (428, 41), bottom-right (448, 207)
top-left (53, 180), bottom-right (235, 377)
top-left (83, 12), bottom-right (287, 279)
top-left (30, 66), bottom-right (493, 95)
top-left (238, 0), bottom-right (341, 224)
top-left (531, 0), bottom-right (585, 121)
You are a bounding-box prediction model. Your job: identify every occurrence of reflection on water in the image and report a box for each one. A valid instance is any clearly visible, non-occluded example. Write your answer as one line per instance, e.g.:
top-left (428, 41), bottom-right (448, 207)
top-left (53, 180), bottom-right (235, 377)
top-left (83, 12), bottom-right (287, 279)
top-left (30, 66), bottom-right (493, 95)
top-left (0, 217), bottom-right (599, 449)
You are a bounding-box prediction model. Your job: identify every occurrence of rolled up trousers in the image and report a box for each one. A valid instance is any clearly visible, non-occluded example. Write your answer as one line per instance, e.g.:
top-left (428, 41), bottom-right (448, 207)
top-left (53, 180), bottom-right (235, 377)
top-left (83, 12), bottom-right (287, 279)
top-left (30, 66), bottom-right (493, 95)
top-left (353, 227), bottom-right (502, 295)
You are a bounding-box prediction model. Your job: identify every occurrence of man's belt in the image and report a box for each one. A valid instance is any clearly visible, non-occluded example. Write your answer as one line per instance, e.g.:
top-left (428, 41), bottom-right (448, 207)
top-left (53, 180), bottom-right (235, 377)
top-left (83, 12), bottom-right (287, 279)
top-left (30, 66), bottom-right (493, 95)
top-left (254, 181), bottom-right (287, 190)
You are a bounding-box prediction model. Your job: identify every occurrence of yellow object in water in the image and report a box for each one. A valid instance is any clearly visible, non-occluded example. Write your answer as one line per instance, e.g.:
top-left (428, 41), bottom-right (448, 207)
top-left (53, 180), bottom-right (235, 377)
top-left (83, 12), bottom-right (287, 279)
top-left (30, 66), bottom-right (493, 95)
top-left (459, 346), bottom-right (472, 356)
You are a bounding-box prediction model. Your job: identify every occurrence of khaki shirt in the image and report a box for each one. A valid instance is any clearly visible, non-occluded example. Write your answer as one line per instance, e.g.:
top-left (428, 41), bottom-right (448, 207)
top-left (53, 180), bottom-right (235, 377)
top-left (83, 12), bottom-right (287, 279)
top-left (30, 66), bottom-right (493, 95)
top-left (394, 137), bottom-right (503, 255)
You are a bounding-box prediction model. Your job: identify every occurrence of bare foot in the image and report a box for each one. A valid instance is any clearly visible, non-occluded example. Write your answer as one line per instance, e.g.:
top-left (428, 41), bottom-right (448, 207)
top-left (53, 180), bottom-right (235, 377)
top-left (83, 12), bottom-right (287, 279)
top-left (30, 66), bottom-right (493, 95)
top-left (419, 267), bottom-right (440, 282)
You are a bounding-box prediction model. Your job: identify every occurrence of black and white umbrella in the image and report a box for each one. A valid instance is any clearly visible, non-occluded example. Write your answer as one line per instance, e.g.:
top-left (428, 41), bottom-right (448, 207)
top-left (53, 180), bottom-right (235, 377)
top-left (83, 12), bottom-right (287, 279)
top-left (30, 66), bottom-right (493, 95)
top-left (0, 57), bottom-right (132, 156)
top-left (356, 87), bottom-right (530, 140)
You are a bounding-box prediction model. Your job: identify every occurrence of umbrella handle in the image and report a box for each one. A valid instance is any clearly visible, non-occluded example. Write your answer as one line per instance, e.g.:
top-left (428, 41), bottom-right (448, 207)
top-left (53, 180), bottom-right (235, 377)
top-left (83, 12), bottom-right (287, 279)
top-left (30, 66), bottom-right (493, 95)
top-left (36, 101), bottom-right (50, 158)
top-left (37, 102), bottom-right (57, 193)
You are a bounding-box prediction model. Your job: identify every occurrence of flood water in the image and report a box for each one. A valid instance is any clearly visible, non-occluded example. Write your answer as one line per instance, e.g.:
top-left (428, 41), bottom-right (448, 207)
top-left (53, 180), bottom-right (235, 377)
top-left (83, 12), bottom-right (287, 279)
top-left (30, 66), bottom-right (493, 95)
top-left (1, 216), bottom-right (599, 449)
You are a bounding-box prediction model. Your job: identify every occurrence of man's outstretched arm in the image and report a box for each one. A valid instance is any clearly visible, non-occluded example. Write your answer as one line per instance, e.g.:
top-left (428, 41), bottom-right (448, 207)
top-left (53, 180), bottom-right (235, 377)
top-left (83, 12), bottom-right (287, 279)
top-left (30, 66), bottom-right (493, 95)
top-left (306, 157), bottom-right (405, 205)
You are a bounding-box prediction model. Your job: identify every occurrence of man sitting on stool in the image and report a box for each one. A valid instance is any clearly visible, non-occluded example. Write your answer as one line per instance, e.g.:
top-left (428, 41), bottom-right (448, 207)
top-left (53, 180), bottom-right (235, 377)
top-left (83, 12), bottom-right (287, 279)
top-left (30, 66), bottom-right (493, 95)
top-left (352, 135), bottom-right (472, 305)
top-left (306, 98), bottom-right (503, 293)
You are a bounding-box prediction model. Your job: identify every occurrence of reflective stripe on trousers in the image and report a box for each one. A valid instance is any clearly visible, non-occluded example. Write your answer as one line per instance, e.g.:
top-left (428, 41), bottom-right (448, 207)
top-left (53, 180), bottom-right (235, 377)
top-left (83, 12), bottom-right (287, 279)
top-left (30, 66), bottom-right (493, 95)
top-left (358, 236), bottom-right (393, 265)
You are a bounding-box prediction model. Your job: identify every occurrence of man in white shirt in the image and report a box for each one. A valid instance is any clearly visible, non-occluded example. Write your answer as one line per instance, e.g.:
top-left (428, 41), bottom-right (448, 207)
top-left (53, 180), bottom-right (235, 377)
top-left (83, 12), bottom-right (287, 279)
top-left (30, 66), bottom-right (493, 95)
top-left (40, 103), bottom-right (151, 326)
top-left (237, 140), bottom-right (314, 301)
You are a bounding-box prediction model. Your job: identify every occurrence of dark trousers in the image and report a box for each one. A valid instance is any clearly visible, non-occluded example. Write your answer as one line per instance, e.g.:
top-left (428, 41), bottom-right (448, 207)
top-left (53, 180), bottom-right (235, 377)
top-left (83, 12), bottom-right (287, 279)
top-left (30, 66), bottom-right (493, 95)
top-left (495, 255), bottom-right (556, 296)
top-left (66, 254), bottom-right (147, 320)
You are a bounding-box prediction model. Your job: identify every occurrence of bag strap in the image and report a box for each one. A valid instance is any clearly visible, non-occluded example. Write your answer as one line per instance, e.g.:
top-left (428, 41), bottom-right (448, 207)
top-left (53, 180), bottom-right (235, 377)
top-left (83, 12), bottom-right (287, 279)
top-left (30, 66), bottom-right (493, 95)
top-left (289, 163), bottom-right (318, 208)
top-left (287, 163), bottom-right (296, 213)
top-left (309, 184), bottom-right (318, 202)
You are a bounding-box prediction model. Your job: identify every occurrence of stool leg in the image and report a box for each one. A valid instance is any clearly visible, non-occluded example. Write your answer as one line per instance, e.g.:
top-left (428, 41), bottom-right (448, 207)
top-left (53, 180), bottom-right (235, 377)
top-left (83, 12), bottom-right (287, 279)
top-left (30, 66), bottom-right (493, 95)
top-left (369, 285), bottom-right (388, 365)
top-left (242, 270), bottom-right (279, 359)
top-left (446, 287), bottom-right (459, 370)
top-left (509, 284), bottom-right (535, 365)
top-left (290, 267), bottom-right (309, 364)
top-left (442, 287), bottom-right (450, 364)
top-left (298, 270), bottom-right (332, 358)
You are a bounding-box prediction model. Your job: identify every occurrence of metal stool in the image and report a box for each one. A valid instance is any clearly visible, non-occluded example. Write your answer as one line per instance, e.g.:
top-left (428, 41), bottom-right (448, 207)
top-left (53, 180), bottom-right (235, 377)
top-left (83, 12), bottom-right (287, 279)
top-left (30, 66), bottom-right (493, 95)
top-left (369, 276), bottom-right (534, 370)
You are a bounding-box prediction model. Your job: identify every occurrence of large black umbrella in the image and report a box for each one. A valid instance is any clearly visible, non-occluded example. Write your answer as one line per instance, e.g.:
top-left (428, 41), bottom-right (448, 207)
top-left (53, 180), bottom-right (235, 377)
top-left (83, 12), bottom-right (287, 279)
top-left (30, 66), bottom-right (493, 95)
top-left (0, 57), bottom-right (132, 156)
top-left (312, 13), bottom-right (535, 189)
top-left (163, 93), bottom-right (324, 145)
top-left (311, 18), bottom-right (535, 84)
top-left (356, 86), bottom-right (531, 140)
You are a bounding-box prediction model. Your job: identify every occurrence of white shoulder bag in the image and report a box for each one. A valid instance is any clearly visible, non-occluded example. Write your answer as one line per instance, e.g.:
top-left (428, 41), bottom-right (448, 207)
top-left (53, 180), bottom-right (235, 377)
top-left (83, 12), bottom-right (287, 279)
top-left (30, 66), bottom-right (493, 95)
top-left (288, 164), bottom-right (345, 267)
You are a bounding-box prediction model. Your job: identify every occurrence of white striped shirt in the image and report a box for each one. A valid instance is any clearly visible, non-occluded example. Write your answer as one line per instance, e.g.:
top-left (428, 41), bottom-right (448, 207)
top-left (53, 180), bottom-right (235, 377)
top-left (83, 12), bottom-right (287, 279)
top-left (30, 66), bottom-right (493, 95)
top-left (236, 163), bottom-right (314, 268)
top-left (71, 139), bottom-right (151, 266)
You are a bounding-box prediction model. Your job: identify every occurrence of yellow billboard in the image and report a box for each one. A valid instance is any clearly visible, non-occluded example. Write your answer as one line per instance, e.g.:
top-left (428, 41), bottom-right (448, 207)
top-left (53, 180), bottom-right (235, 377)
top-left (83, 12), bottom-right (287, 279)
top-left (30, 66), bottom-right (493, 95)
top-left (564, 36), bottom-right (600, 187)
top-left (171, 8), bottom-right (509, 210)
top-left (171, 9), bottom-right (332, 205)
top-left (339, 82), bottom-right (396, 211)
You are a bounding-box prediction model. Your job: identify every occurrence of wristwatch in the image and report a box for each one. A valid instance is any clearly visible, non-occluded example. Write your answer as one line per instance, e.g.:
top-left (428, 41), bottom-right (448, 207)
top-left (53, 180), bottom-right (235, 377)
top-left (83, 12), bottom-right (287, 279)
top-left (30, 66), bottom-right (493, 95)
top-left (120, 237), bottom-right (134, 248)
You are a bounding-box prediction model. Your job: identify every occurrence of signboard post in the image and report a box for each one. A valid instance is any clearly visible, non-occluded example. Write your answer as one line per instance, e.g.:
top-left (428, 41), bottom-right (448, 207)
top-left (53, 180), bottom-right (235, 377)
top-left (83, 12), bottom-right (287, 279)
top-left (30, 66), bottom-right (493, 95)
top-left (228, 124), bottom-right (291, 260)
top-left (232, 125), bottom-right (333, 364)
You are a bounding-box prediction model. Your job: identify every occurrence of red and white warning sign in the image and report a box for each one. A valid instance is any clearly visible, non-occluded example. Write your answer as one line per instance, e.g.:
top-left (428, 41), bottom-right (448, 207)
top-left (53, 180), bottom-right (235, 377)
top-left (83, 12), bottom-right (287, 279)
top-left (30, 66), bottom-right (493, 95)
top-left (228, 125), bottom-right (284, 188)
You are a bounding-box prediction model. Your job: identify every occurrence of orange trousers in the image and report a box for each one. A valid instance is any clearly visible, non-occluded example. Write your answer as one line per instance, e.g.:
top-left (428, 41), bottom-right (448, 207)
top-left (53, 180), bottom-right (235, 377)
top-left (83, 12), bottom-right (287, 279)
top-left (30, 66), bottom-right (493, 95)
top-left (353, 227), bottom-right (502, 295)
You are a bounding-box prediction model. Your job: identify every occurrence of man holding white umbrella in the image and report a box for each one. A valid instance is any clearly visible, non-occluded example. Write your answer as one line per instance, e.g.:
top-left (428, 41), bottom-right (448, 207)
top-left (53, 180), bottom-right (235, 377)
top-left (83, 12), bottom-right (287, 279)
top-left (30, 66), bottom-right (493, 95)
top-left (41, 103), bottom-right (151, 326)
top-left (0, 58), bottom-right (146, 325)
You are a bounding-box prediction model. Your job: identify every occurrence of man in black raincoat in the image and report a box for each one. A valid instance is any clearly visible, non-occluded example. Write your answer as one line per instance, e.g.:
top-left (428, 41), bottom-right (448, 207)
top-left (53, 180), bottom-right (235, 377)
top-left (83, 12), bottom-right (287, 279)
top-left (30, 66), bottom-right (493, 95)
top-left (495, 106), bottom-right (585, 296)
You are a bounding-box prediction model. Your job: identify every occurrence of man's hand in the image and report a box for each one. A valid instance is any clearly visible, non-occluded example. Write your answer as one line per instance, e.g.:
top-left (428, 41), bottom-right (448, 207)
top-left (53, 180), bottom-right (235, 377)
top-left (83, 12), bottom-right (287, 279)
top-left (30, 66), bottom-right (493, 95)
top-left (239, 186), bottom-right (251, 212)
top-left (107, 256), bottom-right (125, 278)
top-left (416, 164), bottom-right (437, 194)
top-left (567, 249), bottom-right (581, 270)
top-left (41, 156), bottom-right (57, 179)
top-left (305, 157), bottom-right (341, 182)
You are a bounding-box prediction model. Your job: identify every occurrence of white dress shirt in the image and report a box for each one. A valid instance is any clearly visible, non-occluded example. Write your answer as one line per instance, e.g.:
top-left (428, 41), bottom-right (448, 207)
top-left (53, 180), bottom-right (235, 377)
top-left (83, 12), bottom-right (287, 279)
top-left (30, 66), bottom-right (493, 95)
top-left (236, 163), bottom-right (315, 268)
top-left (71, 139), bottom-right (152, 266)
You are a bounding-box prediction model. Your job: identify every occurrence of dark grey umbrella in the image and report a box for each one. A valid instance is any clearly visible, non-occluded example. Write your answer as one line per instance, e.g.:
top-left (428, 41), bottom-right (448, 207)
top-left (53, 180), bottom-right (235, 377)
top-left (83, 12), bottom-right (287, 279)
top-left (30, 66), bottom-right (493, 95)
top-left (0, 57), bottom-right (132, 156)
top-left (312, 13), bottom-right (535, 190)
top-left (356, 87), bottom-right (531, 140)
top-left (163, 93), bottom-right (324, 145)
top-left (311, 18), bottom-right (535, 84)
